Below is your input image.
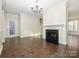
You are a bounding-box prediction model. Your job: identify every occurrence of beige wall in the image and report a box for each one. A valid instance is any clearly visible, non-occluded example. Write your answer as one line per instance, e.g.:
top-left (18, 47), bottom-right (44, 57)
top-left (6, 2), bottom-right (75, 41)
top-left (5, 13), bottom-right (20, 37)
top-left (20, 13), bottom-right (41, 38)
top-left (5, 12), bottom-right (41, 38)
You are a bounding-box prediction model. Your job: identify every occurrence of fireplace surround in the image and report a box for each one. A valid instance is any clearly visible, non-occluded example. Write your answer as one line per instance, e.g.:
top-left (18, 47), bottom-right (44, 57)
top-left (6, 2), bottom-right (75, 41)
top-left (46, 29), bottom-right (59, 45)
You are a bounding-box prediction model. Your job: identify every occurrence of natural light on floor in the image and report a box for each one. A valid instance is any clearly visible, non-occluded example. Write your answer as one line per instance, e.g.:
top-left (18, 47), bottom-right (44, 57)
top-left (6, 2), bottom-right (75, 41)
top-left (29, 32), bottom-right (41, 38)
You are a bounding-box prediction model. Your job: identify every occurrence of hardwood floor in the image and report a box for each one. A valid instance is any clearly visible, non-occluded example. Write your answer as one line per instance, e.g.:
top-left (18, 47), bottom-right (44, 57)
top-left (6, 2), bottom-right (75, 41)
top-left (0, 36), bottom-right (79, 58)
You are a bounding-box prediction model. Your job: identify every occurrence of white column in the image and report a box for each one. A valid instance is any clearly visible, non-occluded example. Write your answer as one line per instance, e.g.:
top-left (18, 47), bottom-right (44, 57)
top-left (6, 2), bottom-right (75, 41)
top-left (0, 0), bottom-right (5, 55)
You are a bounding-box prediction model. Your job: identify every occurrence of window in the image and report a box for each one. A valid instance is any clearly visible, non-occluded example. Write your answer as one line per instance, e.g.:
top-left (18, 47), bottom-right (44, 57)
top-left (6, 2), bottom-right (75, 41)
top-left (9, 21), bottom-right (15, 35)
top-left (68, 20), bottom-right (78, 32)
top-left (74, 21), bottom-right (78, 31)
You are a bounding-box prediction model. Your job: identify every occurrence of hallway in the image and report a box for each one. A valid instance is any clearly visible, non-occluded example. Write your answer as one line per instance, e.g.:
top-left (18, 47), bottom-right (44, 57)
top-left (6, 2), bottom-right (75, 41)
top-left (0, 35), bottom-right (79, 58)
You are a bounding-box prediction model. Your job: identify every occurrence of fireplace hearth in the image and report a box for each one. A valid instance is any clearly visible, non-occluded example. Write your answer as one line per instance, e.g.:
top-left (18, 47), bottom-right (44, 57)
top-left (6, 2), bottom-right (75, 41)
top-left (46, 29), bottom-right (59, 45)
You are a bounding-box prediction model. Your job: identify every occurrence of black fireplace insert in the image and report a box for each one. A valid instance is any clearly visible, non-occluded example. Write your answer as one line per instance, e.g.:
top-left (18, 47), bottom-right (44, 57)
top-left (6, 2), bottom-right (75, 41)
top-left (46, 29), bottom-right (59, 45)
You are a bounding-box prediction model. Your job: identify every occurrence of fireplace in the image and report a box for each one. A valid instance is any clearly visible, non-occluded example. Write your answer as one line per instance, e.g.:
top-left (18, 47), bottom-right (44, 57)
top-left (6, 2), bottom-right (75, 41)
top-left (46, 29), bottom-right (59, 45)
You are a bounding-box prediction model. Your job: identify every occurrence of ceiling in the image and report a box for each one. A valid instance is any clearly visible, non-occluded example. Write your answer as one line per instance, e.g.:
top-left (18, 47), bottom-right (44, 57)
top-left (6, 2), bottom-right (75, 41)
top-left (2, 0), bottom-right (79, 17)
top-left (68, 0), bottom-right (79, 17)
top-left (2, 0), bottom-right (60, 14)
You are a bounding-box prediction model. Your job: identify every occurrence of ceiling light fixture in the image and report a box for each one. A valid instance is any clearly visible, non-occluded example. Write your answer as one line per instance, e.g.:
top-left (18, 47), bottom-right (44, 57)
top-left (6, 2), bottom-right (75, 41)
top-left (31, 0), bottom-right (42, 15)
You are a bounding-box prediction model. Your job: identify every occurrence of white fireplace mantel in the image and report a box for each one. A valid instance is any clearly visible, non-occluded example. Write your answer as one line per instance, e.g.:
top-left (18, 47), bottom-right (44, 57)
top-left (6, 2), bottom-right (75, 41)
top-left (43, 24), bottom-right (67, 45)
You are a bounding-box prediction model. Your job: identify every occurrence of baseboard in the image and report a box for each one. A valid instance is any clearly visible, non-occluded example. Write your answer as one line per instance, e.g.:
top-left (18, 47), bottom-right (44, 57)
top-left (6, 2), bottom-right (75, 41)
top-left (0, 44), bottom-right (3, 55)
top-left (6, 36), bottom-right (20, 39)
top-left (59, 42), bottom-right (67, 45)
top-left (20, 35), bottom-right (33, 38)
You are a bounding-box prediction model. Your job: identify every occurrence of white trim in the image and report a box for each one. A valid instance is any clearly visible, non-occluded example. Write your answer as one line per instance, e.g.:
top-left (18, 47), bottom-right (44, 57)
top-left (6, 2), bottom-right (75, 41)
top-left (0, 44), bottom-right (3, 55)
top-left (6, 35), bottom-right (19, 38)
top-left (59, 42), bottom-right (67, 45)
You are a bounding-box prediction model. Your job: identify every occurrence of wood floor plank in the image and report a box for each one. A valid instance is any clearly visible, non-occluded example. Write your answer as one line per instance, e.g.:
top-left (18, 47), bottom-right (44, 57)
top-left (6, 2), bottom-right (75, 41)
top-left (0, 36), bottom-right (79, 58)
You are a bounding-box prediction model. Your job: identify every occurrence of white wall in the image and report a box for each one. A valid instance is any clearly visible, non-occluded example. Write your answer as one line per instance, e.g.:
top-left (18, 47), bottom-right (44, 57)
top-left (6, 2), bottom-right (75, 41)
top-left (20, 13), bottom-right (41, 38)
top-left (43, 1), bottom-right (67, 45)
top-left (5, 13), bottom-right (20, 37)
top-left (0, 0), bottom-right (2, 29)
top-left (43, 1), bottom-right (67, 26)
